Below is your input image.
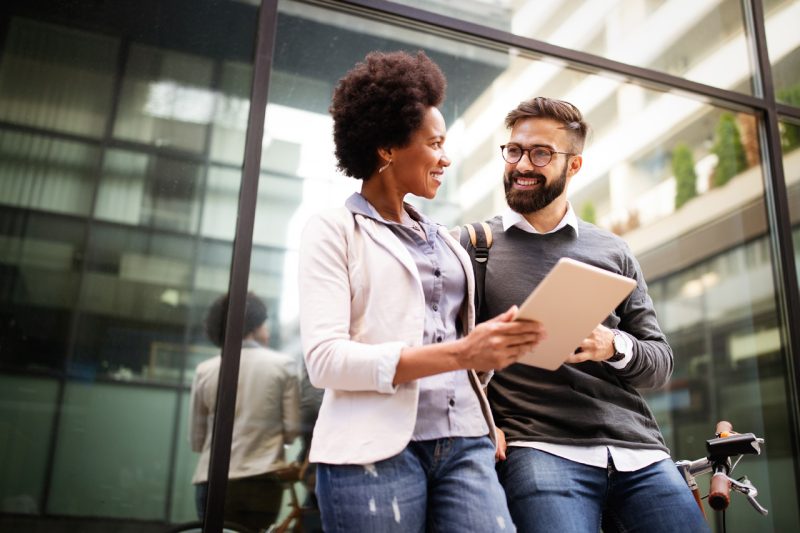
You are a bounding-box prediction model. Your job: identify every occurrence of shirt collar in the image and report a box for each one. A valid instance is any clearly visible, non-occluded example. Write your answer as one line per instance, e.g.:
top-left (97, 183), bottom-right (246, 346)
top-left (501, 202), bottom-right (579, 236)
top-left (345, 192), bottom-right (432, 227)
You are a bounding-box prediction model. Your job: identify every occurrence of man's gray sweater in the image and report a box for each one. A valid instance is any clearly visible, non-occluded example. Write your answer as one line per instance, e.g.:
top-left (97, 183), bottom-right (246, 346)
top-left (477, 215), bottom-right (671, 451)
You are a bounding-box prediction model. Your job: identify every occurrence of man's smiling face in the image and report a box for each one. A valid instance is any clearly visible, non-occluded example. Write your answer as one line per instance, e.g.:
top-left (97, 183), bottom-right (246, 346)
top-left (503, 117), bottom-right (579, 214)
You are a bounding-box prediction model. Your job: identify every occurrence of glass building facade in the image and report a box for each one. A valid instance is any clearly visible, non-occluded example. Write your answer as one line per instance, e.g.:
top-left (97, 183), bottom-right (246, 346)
top-left (0, 0), bottom-right (798, 531)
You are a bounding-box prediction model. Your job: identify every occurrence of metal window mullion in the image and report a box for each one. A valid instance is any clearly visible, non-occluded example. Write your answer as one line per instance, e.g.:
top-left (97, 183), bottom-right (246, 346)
top-left (746, 0), bottom-right (800, 509)
top-left (332, 0), bottom-right (769, 114)
top-left (777, 103), bottom-right (800, 122)
top-left (202, 1), bottom-right (278, 532)
top-left (38, 35), bottom-right (131, 517)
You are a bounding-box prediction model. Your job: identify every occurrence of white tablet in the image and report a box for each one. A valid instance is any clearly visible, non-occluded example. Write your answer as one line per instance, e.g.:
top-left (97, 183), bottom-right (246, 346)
top-left (514, 257), bottom-right (637, 370)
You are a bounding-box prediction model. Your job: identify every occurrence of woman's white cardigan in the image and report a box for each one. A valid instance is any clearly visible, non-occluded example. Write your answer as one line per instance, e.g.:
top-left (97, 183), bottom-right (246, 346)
top-left (299, 206), bottom-right (496, 464)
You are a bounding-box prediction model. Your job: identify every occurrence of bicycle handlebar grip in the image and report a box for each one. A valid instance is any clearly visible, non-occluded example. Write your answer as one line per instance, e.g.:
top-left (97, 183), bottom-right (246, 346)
top-left (708, 471), bottom-right (731, 510)
top-left (708, 421), bottom-right (734, 510)
top-left (715, 420), bottom-right (733, 437)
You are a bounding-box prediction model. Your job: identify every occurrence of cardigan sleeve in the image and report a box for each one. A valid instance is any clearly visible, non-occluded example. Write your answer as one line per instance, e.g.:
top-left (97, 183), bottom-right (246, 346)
top-left (299, 210), bottom-right (405, 393)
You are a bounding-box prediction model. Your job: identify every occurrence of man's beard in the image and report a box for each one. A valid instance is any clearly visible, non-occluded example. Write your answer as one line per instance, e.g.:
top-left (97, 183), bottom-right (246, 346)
top-left (504, 165), bottom-right (568, 214)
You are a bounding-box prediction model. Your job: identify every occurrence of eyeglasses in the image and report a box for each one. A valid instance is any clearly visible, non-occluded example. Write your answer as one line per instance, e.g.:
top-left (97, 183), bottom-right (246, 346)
top-left (500, 144), bottom-right (575, 166)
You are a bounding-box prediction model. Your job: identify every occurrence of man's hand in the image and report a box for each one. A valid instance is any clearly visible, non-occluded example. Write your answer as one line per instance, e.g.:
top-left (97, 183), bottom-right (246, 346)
top-left (565, 324), bottom-right (614, 363)
top-left (495, 427), bottom-right (508, 461)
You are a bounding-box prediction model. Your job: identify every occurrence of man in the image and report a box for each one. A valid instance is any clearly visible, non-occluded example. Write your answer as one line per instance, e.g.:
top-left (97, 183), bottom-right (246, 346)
top-left (473, 97), bottom-right (708, 532)
top-left (190, 292), bottom-right (300, 530)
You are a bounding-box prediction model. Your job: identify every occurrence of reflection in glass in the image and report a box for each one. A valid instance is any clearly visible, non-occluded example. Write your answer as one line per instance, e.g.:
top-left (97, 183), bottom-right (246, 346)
top-left (0, 0), bottom-right (256, 527)
top-left (210, 62), bottom-right (253, 165)
top-left (781, 118), bottom-right (800, 284)
top-left (114, 50), bottom-right (254, 163)
top-left (48, 383), bottom-right (177, 518)
top-left (200, 165), bottom-right (243, 241)
top-left (114, 45), bottom-right (213, 153)
top-left (189, 293), bottom-right (300, 530)
top-left (403, 0), bottom-right (758, 94)
top-left (0, 210), bottom-right (85, 372)
top-left (0, 375), bottom-right (59, 514)
top-left (0, 18), bottom-right (118, 137)
top-left (73, 224), bottom-right (197, 382)
top-left (0, 130), bottom-right (101, 216)
top-left (95, 150), bottom-right (204, 233)
top-left (766, 0), bottom-right (800, 106)
top-left (649, 236), bottom-right (799, 530)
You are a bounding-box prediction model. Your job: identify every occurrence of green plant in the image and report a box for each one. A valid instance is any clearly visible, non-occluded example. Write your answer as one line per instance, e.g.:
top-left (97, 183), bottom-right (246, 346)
top-left (580, 201), bottom-right (596, 224)
top-left (782, 121), bottom-right (800, 152)
top-left (672, 143), bottom-right (698, 209)
top-left (711, 112), bottom-right (747, 188)
top-left (777, 84), bottom-right (800, 151)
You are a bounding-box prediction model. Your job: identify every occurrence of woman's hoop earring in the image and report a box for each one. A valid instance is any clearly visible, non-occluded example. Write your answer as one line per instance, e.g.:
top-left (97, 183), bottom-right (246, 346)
top-left (378, 160), bottom-right (392, 173)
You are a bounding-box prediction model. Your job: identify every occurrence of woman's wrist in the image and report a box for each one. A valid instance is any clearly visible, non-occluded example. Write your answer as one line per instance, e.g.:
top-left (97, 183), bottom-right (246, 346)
top-left (448, 337), bottom-right (469, 370)
top-left (394, 341), bottom-right (463, 385)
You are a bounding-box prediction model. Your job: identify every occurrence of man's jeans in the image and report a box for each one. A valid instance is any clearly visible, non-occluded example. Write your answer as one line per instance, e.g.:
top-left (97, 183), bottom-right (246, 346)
top-left (496, 447), bottom-right (709, 533)
top-left (316, 436), bottom-right (515, 532)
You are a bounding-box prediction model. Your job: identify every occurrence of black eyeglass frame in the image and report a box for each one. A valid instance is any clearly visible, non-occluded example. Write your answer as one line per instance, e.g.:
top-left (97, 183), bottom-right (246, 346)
top-left (500, 144), bottom-right (576, 166)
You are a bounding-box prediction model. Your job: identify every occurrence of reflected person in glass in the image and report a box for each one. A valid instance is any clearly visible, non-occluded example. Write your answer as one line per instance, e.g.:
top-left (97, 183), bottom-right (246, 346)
top-left (190, 292), bottom-right (300, 531)
top-left (298, 50), bottom-right (544, 532)
top-left (463, 97), bottom-right (709, 533)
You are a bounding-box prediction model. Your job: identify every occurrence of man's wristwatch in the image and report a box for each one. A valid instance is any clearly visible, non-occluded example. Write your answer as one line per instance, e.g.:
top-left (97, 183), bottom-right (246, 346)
top-left (609, 329), bottom-right (632, 362)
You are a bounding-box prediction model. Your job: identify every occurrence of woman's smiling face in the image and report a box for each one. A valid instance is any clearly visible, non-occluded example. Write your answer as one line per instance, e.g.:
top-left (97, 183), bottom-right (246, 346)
top-left (388, 106), bottom-right (451, 200)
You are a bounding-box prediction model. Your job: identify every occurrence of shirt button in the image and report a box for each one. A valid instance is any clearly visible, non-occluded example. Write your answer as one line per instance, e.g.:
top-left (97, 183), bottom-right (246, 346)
top-left (449, 399), bottom-right (455, 407)
top-left (436, 336), bottom-right (443, 343)
top-left (434, 269), bottom-right (441, 277)
top-left (432, 304), bottom-right (438, 311)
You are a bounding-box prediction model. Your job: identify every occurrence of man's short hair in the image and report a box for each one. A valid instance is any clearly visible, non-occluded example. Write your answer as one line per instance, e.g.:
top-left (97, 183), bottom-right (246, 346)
top-left (205, 292), bottom-right (267, 348)
top-left (505, 97), bottom-right (589, 153)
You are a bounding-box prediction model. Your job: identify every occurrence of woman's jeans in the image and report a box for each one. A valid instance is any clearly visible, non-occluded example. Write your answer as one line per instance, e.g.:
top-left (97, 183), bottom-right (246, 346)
top-left (316, 436), bottom-right (515, 532)
top-left (496, 446), bottom-right (710, 533)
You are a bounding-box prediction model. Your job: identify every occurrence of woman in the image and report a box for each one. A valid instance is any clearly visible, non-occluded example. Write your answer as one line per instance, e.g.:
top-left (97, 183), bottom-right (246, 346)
top-left (298, 50), bottom-right (544, 532)
top-left (190, 292), bottom-right (300, 531)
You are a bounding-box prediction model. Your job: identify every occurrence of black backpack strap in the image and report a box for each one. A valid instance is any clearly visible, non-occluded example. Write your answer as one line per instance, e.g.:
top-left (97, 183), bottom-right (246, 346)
top-left (460, 222), bottom-right (492, 320)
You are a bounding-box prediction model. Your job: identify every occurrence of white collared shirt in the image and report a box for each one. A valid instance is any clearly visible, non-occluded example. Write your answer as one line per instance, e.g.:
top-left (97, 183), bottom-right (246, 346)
top-left (501, 204), bottom-right (669, 471)
top-left (501, 204), bottom-right (580, 236)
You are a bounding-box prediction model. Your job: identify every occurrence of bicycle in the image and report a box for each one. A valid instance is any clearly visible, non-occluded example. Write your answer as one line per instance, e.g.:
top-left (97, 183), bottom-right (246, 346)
top-left (675, 421), bottom-right (768, 532)
top-left (166, 456), bottom-right (312, 533)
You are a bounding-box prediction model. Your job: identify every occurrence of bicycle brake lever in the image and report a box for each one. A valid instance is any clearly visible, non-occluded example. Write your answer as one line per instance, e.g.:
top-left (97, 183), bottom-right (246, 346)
top-left (728, 476), bottom-right (769, 516)
top-left (743, 491), bottom-right (769, 516)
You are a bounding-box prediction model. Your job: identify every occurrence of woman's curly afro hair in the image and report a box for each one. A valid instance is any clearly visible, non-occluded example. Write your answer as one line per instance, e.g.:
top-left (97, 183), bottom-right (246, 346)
top-left (329, 50), bottom-right (446, 181)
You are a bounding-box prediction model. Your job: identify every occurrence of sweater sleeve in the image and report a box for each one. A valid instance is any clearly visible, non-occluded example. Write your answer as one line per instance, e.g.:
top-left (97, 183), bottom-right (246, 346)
top-left (608, 245), bottom-right (673, 390)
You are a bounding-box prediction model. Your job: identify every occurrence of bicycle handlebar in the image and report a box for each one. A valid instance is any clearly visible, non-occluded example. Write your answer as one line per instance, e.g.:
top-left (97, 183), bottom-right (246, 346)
top-left (708, 420), bottom-right (733, 511)
top-left (677, 421), bottom-right (767, 517)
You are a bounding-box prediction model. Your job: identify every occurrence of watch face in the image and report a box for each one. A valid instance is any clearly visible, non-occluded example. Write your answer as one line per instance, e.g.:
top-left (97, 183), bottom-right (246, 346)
top-left (613, 335), bottom-right (622, 352)
top-left (613, 332), bottom-right (628, 354)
